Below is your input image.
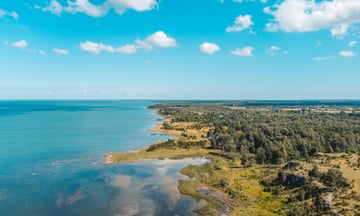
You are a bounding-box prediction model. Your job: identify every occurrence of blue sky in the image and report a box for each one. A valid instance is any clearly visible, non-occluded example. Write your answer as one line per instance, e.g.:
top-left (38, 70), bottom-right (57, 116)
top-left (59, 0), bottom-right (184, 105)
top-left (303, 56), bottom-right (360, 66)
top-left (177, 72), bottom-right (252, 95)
top-left (0, 0), bottom-right (359, 99)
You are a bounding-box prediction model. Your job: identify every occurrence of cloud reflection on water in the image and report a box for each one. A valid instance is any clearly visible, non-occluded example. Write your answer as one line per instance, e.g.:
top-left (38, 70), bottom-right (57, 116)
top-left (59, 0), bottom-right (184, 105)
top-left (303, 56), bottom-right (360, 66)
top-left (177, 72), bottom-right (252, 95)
top-left (110, 157), bottom-right (209, 216)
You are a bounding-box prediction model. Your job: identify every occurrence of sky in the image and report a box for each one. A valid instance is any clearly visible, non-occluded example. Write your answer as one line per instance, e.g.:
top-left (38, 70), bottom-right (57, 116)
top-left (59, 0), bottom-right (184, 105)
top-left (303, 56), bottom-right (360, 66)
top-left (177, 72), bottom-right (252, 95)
top-left (0, 0), bottom-right (360, 99)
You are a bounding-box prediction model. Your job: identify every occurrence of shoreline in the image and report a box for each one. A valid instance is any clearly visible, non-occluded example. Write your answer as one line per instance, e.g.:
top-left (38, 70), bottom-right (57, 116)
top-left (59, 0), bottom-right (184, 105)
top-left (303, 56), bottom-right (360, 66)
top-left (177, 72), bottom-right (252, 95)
top-left (101, 153), bottom-right (113, 164)
top-left (101, 107), bottom-right (173, 164)
top-left (101, 107), bottom-right (228, 215)
top-left (102, 103), bottom-right (360, 215)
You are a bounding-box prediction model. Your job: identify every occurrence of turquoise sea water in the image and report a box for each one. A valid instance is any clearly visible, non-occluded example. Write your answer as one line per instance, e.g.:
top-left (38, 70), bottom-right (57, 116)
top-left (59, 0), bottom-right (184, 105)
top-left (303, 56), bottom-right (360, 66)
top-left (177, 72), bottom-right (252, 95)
top-left (0, 101), bottom-right (206, 216)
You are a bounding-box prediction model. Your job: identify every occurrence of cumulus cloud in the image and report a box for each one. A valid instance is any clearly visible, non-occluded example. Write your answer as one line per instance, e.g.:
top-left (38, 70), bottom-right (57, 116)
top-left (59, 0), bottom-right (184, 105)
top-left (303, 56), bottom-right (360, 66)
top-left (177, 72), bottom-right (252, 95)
top-left (9, 40), bottom-right (28, 49)
top-left (53, 48), bottom-right (69, 55)
top-left (265, 0), bottom-right (360, 38)
top-left (41, 0), bottom-right (158, 17)
top-left (339, 50), bottom-right (355, 58)
top-left (226, 15), bottom-right (253, 32)
top-left (80, 41), bottom-right (115, 54)
top-left (199, 42), bottom-right (220, 55)
top-left (0, 9), bottom-right (18, 19)
top-left (65, 0), bottom-right (105, 17)
top-left (43, 0), bottom-right (63, 15)
top-left (80, 31), bottom-right (177, 54)
top-left (231, 46), bottom-right (254, 56)
top-left (348, 40), bottom-right (357, 47)
top-left (106, 0), bottom-right (158, 14)
top-left (136, 31), bottom-right (177, 50)
top-left (117, 44), bottom-right (137, 54)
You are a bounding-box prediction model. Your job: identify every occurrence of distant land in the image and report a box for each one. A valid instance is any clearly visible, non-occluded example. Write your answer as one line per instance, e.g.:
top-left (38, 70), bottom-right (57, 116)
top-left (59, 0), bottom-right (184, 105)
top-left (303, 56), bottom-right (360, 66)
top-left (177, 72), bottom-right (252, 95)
top-left (153, 100), bottom-right (360, 107)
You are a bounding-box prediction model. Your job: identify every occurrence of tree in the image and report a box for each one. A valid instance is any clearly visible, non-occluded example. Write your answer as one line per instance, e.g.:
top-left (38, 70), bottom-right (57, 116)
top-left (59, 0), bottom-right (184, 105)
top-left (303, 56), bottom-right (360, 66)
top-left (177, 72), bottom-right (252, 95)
top-left (313, 193), bottom-right (324, 214)
top-left (278, 170), bottom-right (287, 184)
top-left (309, 165), bottom-right (320, 178)
top-left (256, 147), bottom-right (267, 164)
top-left (323, 168), bottom-right (349, 188)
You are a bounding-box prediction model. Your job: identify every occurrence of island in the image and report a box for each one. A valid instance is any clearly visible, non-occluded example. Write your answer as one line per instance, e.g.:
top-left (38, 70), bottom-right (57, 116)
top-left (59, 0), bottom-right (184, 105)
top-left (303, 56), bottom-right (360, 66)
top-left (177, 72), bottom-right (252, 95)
top-left (103, 101), bottom-right (360, 216)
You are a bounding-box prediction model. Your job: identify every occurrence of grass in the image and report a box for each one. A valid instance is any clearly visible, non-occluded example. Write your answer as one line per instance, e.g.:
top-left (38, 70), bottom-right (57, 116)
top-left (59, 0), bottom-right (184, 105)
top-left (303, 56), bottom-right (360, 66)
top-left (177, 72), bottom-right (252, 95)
top-left (111, 147), bottom-right (212, 163)
top-left (310, 153), bottom-right (360, 215)
top-left (178, 180), bottom-right (223, 216)
top-left (180, 156), bottom-right (288, 216)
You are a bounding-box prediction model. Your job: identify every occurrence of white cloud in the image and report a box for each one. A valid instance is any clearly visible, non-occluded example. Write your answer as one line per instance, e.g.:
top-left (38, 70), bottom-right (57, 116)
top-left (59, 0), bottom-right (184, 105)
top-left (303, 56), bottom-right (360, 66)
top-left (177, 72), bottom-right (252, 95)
top-left (136, 31), bottom-right (177, 50)
top-left (339, 50), bottom-right (355, 58)
top-left (199, 42), bottom-right (220, 55)
top-left (313, 56), bottom-right (337, 61)
top-left (80, 31), bottom-right (177, 54)
top-left (231, 46), bottom-right (254, 57)
top-left (6, 40), bottom-right (47, 56)
top-left (314, 50), bottom-right (355, 60)
top-left (43, 0), bottom-right (63, 15)
top-left (265, 0), bottom-right (360, 38)
top-left (267, 45), bottom-right (280, 56)
top-left (10, 40), bottom-right (28, 49)
top-left (80, 41), bottom-right (115, 54)
top-left (117, 44), bottom-right (137, 54)
top-left (10, 11), bottom-right (18, 19)
top-left (65, 0), bottom-right (105, 17)
top-left (0, 9), bottom-right (18, 19)
top-left (106, 0), bottom-right (158, 14)
top-left (226, 15), bottom-right (253, 32)
top-left (330, 24), bottom-right (348, 39)
top-left (53, 48), bottom-right (69, 55)
top-left (348, 40), bottom-right (357, 47)
top-left (263, 6), bottom-right (270, 14)
top-left (41, 0), bottom-right (158, 17)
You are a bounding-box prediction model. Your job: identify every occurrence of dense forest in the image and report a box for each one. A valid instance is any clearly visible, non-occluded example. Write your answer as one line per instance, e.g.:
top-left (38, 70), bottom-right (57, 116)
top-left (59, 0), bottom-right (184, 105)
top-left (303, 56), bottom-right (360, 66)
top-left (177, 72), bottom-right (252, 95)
top-left (150, 103), bottom-right (360, 165)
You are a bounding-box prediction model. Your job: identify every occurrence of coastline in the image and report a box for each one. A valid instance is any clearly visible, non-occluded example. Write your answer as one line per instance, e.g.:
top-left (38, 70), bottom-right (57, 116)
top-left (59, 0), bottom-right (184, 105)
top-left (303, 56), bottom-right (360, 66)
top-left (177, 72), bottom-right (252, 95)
top-left (101, 107), bottom-right (228, 215)
top-left (102, 102), bottom-right (360, 215)
top-left (101, 104), bottom-right (360, 215)
top-left (101, 108), bottom-right (173, 164)
top-left (101, 153), bottom-right (113, 164)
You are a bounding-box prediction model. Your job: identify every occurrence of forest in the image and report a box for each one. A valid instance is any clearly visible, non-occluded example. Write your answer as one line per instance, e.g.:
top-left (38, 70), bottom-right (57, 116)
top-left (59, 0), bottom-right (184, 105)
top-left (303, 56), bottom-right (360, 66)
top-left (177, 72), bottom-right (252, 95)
top-left (150, 102), bottom-right (360, 165)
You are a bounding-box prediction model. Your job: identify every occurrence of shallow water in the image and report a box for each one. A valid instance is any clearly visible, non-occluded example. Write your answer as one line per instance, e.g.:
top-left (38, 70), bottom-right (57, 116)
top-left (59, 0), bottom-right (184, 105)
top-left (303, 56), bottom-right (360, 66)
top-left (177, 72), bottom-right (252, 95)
top-left (0, 101), bottom-right (206, 216)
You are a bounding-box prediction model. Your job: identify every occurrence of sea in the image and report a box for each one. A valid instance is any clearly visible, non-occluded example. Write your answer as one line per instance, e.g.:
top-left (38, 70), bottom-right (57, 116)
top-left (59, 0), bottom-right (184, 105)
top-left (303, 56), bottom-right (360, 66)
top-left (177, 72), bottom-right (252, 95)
top-left (0, 100), bottom-right (207, 216)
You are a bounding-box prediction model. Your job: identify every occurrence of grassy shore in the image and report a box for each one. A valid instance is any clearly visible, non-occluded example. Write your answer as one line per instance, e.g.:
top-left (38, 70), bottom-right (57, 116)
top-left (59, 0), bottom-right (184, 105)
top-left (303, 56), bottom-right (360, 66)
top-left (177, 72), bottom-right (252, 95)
top-left (102, 112), bottom-right (287, 215)
top-left (103, 107), bottom-right (360, 216)
top-left (103, 115), bottom-right (233, 214)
